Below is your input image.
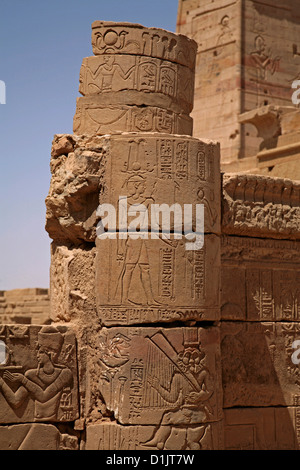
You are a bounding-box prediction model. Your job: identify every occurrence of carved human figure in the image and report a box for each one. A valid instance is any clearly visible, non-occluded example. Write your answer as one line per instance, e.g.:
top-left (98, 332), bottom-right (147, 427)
top-left (116, 173), bottom-right (160, 306)
top-left (142, 343), bottom-right (213, 450)
top-left (0, 326), bottom-right (73, 421)
top-left (251, 36), bottom-right (280, 79)
top-left (216, 15), bottom-right (233, 47)
top-left (84, 55), bottom-right (135, 93)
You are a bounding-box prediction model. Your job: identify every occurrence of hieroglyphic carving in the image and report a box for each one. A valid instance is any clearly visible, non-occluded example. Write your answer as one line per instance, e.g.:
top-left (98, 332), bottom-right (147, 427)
top-left (0, 325), bottom-right (78, 423)
top-left (221, 235), bottom-right (300, 321)
top-left (78, 55), bottom-right (193, 113)
top-left (100, 134), bottom-right (220, 233)
top-left (91, 21), bottom-right (197, 70)
top-left (246, 269), bottom-right (274, 321)
top-left (96, 235), bottom-right (220, 325)
top-left (97, 327), bottom-right (222, 446)
top-left (94, 134), bottom-right (220, 324)
top-left (73, 100), bottom-right (193, 136)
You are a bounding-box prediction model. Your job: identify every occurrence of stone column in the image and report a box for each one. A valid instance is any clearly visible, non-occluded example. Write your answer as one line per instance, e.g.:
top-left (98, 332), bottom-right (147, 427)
top-left (46, 21), bottom-right (223, 450)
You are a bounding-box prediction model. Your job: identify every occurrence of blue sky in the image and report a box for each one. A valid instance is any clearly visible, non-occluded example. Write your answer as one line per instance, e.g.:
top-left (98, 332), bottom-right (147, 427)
top-left (0, 0), bottom-right (179, 290)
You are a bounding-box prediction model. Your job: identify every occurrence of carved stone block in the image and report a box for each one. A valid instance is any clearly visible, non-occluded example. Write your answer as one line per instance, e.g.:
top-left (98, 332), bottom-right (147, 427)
top-left (85, 421), bottom-right (224, 450)
top-left (96, 234), bottom-right (220, 324)
top-left (78, 55), bottom-right (194, 114)
top-left (221, 236), bottom-right (300, 321)
top-left (224, 407), bottom-right (300, 450)
top-left (97, 326), bottom-right (223, 425)
top-left (100, 133), bottom-right (221, 235)
top-left (73, 98), bottom-right (193, 136)
top-left (0, 423), bottom-right (78, 450)
top-left (0, 325), bottom-right (79, 423)
top-left (46, 133), bottom-right (220, 243)
top-left (91, 21), bottom-right (197, 70)
top-left (222, 174), bottom-right (300, 240)
top-left (221, 322), bottom-right (300, 407)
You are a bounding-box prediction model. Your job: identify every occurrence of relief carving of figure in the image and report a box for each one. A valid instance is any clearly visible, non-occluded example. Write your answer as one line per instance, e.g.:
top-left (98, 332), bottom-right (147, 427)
top-left (0, 326), bottom-right (73, 421)
top-left (84, 55), bottom-right (135, 94)
top-left (116, 172), bottom-right (160, 306)
top-left (142, 332), bottom-right (213, 450)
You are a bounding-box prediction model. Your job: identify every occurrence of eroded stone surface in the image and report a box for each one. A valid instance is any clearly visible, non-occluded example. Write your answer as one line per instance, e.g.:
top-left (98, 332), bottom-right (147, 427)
top-left (50, 243), bottom-right (96, 323)
top-left (221, 322), bottom-right (300, 407)
top-left (91, 21), bottom-right (197, 69)
top-left (45, 134), bottom-right (109, 243)
top-left (85, 421), bottom-right (223, 450)
top-left (0, 423), bottom-right (78, 450)
top-left (222, 173), bottom-right (300, 239)
top-left (0, 325), bottom-right (78, 423)
top-left (97, 326), bottom-right (222, 425)
top-left (224, 407), bottom-right (300, 450)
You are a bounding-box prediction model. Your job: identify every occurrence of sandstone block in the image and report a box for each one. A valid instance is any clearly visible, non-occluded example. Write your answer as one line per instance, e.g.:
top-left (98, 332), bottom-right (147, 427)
top-left (85, 421), bottom-right (223, 450)
top-left (96, 234), bottom-right (220, 324)
top-left (78, 54), bottom-right (195, 114)
top-left (46, 133), bottom-right (221, 243)
top-left (224, 407), bottom-right (300, 450)
top-left (221, 236), bottom-right (300, 321)
top-left (221, 322), bottom-right (300, 407)
top-left (0, 324), bottom-right (78, 423)
top-left (99, 133), bottom-right (221, 235)
top-left (91, 21), bottom-right (197, 70)
top-left (0, 423), bottom-right (78, 450)
top-left (73, 98), bottom-right (193, 136)
top-left (96, 326), bottom-right (222, 425)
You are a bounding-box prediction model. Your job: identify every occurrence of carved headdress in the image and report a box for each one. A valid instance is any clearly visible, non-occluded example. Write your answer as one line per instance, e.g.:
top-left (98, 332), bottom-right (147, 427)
top-left (37, 326), bottom-right (64, 353)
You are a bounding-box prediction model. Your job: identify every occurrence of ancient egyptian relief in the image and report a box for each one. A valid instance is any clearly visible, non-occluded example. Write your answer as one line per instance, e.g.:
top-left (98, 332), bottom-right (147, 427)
top-left (249, 35), bottom-right (281, 106)
top-left (0, 325), bottom-right (78, 423)
top-left (79, 55), bottom-right (194, 112)
top-left (100, 135), bottom-right (220, 231)
top-left (222, 174), bottom-right (300, 238)
top-left (95, 135), bottom-right (220, 324)
top-left (221, 236), bottom-right (300, 321)
top-left (73, 101), bottom-right (193, 136)
top-left (97, 326), bottom-right (222, 450)
top-left (91, 22), bottom-right (197, 69)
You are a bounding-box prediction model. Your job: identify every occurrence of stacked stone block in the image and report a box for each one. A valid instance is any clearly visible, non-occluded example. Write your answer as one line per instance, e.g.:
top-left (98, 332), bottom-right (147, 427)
top-left (221, 174), bottom-right (300, 449)
top-left (45, 21), bottom-right (223, 450)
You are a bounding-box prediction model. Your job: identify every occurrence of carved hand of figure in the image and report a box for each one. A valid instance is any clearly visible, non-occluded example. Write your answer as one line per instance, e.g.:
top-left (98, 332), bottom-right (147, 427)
top-left (3, 371), bottom-right (24, 384)
top-left (186, 389), bottom-right (212, 404)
